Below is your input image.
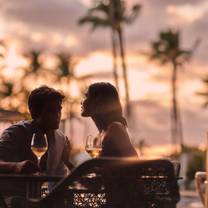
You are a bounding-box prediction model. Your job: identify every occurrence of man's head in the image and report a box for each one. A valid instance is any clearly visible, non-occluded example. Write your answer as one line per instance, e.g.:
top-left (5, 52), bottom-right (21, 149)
top-left (28, 86), bottom-right (65, 131)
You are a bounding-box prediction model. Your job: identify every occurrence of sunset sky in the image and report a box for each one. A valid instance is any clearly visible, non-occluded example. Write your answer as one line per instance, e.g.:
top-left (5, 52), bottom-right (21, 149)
top-left (1, 0), bottom-right (208, 153)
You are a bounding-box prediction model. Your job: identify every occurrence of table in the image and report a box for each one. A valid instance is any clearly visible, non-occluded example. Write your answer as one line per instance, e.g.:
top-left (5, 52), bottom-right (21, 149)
top-left (0, 173), bottom-right (63, 199)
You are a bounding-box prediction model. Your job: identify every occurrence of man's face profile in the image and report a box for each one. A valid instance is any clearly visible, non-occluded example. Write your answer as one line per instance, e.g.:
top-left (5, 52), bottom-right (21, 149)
top-left (36, 100), bottom-right (62, 131)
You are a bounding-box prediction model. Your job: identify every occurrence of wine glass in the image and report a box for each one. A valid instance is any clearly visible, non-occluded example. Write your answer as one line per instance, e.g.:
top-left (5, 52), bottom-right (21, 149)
top-left (85, 133), bottom-right (103, 158)
top-left (31, 133), bottom-right (48, 170)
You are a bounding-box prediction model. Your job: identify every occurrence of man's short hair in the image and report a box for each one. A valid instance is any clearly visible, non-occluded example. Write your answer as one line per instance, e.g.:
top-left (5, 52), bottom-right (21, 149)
top-left (28, 85), bottom-right (65, 119)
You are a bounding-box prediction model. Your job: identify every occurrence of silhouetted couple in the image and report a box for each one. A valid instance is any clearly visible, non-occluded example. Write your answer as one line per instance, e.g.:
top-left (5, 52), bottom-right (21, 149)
top-left (0, 82), bottom-right (137, 207)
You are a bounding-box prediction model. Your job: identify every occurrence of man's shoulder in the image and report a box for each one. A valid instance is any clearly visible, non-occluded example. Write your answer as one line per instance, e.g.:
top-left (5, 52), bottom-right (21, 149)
top-left (2, 120), bottom-right (32, 135)
top-left (13, 120), bottom-right (32, 127)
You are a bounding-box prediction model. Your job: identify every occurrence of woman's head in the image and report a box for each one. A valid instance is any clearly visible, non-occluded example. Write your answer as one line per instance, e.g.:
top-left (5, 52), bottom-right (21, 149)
top-left (81, 82), bottom-right (127, 128)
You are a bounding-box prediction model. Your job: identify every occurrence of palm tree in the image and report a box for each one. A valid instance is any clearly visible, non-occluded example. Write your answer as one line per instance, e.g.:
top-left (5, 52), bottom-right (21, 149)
top-left (26, 50), bottom-right (42, 74)
top-left (56, 52), bottom-right (78, 138)
top-left (56, 52), bottom-right (75, 80)
top-left (0, 44), bottom-right (31, 117)
top-left (23, 49), bottom-right (56, 89)
top-left (22, 49), bottom-right (44, 87)
top-left (0, 79), bottom-right (31, 118)
top-left (0, 40), bottom-right (7, 71)
top-left (150, 29), bottom-right (199, 152)
top-left (79, 0), bottom-right (141, 116)
top-left (197, 75), bottom-right (208, 108)
top-left (79, 0), bottom-right (119, 91)
top-left (0, 81), bottom-right (13, 98)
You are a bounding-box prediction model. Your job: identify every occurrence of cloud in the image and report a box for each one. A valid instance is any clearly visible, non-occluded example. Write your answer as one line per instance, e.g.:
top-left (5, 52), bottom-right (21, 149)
top-left (141, 0), bottom-right (204, 9)
top-left (2, 0), bottom-right (207, 80)
top-left (2, 0), bottom-right (83, 31)
top-left (1, 0), bottom-right (208, 64)
top-left (1, 0), bottom-right (208, 149)
top-left (1, 0), bottom-right (112, 56)
top-left (128, 99), bottom-right (208, 146)
top-left (166, 3), bottom-right (208, 24)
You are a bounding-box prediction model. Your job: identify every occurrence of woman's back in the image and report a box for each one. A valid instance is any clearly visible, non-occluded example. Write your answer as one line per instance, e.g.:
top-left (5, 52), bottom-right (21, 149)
top-left (101, 122), bottom-right (138, 158)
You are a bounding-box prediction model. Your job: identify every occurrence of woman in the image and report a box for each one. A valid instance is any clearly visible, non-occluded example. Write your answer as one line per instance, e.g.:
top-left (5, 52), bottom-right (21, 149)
top-left (81, 82), bottom-right (138, 158)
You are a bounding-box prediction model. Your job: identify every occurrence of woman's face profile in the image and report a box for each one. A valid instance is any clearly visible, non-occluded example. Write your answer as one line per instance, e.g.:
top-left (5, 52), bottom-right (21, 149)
top-left (81, 83), bottom-right (117, 117)
top-left (81, 87), bottom-right (106, 117)
top-left (81, 89), bottom-right (94, 117)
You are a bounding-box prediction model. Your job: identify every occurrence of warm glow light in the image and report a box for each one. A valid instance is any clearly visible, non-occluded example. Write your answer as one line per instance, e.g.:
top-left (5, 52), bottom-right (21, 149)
top-left (167, 3), bottom-right (208, 23)
top-left (52, 33), bottom-right (63, 45)
top-left (65, 35), bottom-right (79, 48)
top-left (76, 52), bottom-right (112, 75)
top-left (142, 144), bottom-right (176, 159)
top-left (42, 54), bottom-right (59, 70)
top-left (31, 32), bottom-right (44, 42)
top-left (3, 40), bottom-right (27, 78)
top-left (3, 43), bottom-right (205, 109)
top-left (0, 20), bottom-right (5, 37)
top-left (69, 80), bottom-right (82, 98)
top-left (80, 0), bottom-right (92, 7)
top-left (46, 33), bottom-right (79, 47)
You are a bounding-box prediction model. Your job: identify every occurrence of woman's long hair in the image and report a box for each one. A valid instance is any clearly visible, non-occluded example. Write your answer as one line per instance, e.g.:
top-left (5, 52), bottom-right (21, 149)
top-left (88, 82), bottom-right (127, 130)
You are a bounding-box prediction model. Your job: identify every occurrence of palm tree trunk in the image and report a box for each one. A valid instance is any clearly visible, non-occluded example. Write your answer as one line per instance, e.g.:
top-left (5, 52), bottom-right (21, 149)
top-left (111, 29), bottom-right (119, 92)
top-left (69, 102), bottom-right (74, 139)
top-left (177, 105), bottom-right (184, 150)
top-left (171, 63), bottom-right (177, 154)
top-left (117, 26), bottom-right (131, 116)
top-left (68, 78), bottom-right (75, 140)
top-left (109, 0), bottom-right (119, 92)
top-left (171, 63), bottom-right (183, 154)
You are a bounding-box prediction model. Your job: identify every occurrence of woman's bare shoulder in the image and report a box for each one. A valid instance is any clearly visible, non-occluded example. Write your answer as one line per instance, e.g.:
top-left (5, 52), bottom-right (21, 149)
top-left (108, 121), bottom-right (124, 129)
top-left (106, 122), bottom-right (126, 135)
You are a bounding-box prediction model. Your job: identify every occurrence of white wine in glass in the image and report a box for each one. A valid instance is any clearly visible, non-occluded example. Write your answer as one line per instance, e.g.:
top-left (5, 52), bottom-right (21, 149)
top-left (86, 147), bottom-right (102, 158)
top-left (85, 134), bottom-right (102, 158)
top-left (31, 133), bottom-right (48, 168)
top-left (31, 146), bottom-right (48, 159)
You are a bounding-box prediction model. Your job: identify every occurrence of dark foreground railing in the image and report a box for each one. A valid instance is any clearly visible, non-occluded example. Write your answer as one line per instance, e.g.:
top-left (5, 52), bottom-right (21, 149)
top-left (27, 157), bottom-right (180, 208)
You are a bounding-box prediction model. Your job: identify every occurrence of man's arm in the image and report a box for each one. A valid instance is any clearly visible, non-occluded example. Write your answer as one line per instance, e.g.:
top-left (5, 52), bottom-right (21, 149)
top-left (0, 160), bottom-right (38, 174)
top-left (0, 160), bottom-right (18, 173)
top-left (0, 127), bottom-right (17, 161)
top-left (0, 124), bottom-right (38, 174)
top-left (62, 137), bottom-right (74, 170)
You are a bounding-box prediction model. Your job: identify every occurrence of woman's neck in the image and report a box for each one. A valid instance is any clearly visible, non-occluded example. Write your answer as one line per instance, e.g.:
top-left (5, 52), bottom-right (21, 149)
top-left (91, 116), bottom-right (106, 132)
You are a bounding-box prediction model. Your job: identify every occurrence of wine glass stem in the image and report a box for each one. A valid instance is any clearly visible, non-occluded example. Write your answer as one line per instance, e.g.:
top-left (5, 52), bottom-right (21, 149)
top-left (37, 157), bottom-right (41, 170)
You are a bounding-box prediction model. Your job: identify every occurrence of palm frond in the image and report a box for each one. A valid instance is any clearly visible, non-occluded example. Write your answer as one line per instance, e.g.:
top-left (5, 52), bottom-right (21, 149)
top-left (79, 15), bottom-right (110, 30)
top-left (25, 50), bottom-right (42, 73)
top-left (90, 1), bottom-right (109, 15)
top-left (197, 75), bottom-right (208, 108)
top-left (125, 4), bottom-right (141, 24)
top-left (0, 81), bottom-right (14, 97)
top-left (150, 29), bottom-right (195, 68)
top-left (57, 53), bottom-right (75, 78)
top-left (78, 0), bottom-right (141, 29)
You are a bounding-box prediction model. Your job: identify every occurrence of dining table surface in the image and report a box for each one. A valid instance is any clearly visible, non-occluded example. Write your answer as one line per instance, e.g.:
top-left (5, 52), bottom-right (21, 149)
top-left (0, 173), bottom-right (63, 199)
top-left (0, 173), bottom-right (63, 182)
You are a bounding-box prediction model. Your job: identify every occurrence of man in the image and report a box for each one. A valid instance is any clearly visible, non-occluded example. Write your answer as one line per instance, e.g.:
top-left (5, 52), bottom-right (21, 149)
top-left (0, 85), bottom-right (74, 201)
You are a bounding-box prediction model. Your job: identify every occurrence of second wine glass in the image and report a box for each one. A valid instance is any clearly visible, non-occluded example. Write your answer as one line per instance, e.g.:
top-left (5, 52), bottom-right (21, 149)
top-left (85, 133), bottom-right (103, 158)
top-left (31, 133), bottom-right (48, 169)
